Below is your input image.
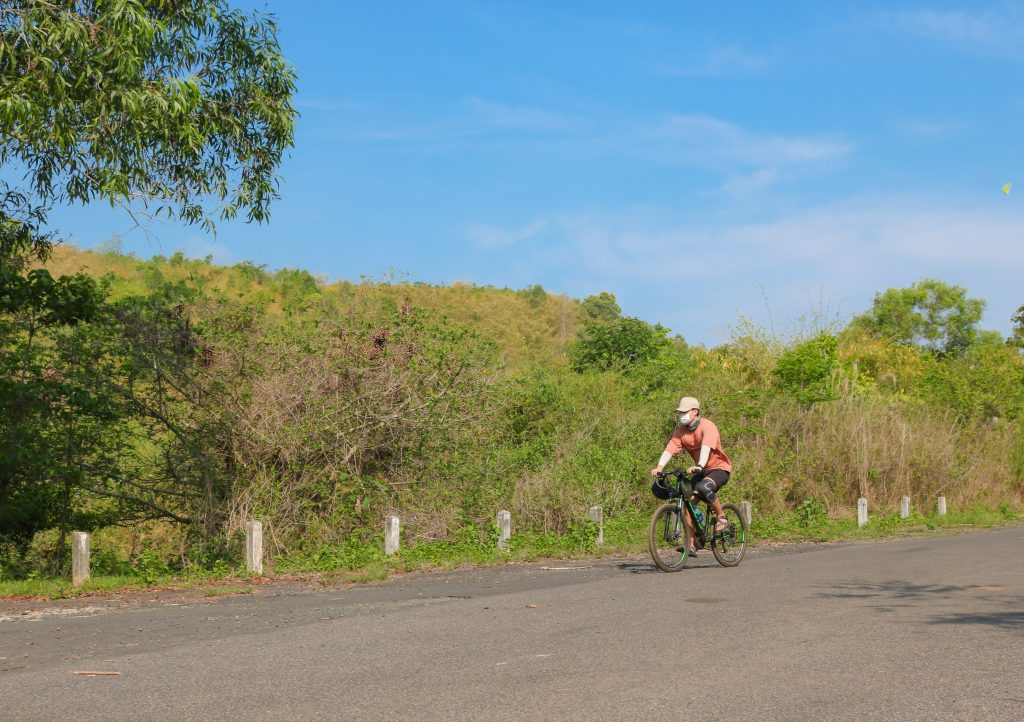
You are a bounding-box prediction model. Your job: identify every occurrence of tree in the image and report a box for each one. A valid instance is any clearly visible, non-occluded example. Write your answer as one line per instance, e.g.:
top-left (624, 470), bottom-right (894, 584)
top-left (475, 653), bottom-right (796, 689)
top-left (852, 279), bottom-right (985, 356)
top-left (568, 317), bottom-right (669, 372)
top-left (773, 333), bottom-right (839, 405)
top-left (924, 331), bottom-right (1024, 421)
top-left (1, 0), bottom-right (296, 560)
top-left (579, 292), bottom-right (621, 324)
top-left (1012, 305), bottom-right (1024, 348)
top-left (1, 0), bottom-right (297, 265)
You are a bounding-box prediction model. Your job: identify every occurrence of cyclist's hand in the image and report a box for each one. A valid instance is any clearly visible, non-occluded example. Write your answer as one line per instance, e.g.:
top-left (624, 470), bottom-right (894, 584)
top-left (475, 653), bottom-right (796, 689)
top-left (686, 465), bottom-right (701, 475)
top-left (650, 468), bottom-right (662, 477)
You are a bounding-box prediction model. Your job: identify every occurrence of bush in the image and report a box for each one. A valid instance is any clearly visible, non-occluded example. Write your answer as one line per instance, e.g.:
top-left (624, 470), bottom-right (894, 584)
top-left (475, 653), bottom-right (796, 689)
top-left (568, 317), bottom-right (669, 372)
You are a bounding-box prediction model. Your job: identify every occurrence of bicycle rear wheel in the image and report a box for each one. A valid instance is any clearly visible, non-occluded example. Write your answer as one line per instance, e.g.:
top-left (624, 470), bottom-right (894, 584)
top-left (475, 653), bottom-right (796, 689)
top-left (648, 503), bottom-right (692, 572)
top-left (710, 502), bottom-right (747, 567)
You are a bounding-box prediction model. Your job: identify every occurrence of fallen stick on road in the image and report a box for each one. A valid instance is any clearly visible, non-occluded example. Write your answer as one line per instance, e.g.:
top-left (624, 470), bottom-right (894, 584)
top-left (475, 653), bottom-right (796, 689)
top-left (72, 671), bottom-right (121, 676)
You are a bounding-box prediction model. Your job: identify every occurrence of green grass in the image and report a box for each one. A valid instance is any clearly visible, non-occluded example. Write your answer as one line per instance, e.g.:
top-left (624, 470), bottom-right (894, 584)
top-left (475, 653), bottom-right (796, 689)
top-left (0, 564), bottom-right (240, 600)
top-left (340, 564), bottom-right (389, 583)
top-left (200, 585), bottom-right (252, 597)
top-left (749, 503), bottom-right (1022, 543)
top-left (0, 575), bottom-right (156, 600)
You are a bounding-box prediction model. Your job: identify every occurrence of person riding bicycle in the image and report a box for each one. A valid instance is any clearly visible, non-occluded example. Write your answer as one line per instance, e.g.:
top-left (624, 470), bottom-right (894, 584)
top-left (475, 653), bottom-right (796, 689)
top-left (650, 396), bottom-right (732, 549)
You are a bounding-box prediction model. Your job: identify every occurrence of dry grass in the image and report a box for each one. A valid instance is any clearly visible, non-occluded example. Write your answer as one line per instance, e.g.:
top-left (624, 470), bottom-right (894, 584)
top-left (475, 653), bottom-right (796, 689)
top-left (741, 395), bottom-right (1023, 514)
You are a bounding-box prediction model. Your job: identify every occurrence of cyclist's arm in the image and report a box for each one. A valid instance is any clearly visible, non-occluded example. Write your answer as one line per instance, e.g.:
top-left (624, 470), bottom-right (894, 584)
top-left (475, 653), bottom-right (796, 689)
top-left (652, 433), bottom-right (683, 474)
top-left (686, 445), bottom-right (712, 474)
top-left (654, 450), bottom-right (673, 472)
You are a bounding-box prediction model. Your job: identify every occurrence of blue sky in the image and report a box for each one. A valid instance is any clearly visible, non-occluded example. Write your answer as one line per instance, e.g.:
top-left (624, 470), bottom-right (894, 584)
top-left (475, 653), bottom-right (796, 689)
top-left (52, 0), bottom-right (1024, 345)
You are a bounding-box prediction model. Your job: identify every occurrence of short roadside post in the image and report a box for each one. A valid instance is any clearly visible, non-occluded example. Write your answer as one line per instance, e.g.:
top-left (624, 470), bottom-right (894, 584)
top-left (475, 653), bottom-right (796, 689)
top-left (497, 510), bottom-right (511, 552)
top-left (72, 532), bottom-right (90, 587)
top-left (245, 519), bottom-right (263, 575)
top-left (588, 506), bottom-right (603, 545)
top-left (900, 496), bottom-right (911, 519)
top-left (740, 500), bottom-right (752, 527)
top-left (384, 515), bottom-right (400, 555)
top-left (857, 497), bottom-right (868, 528)
top-left (937, 497), bottom-right (947, 516)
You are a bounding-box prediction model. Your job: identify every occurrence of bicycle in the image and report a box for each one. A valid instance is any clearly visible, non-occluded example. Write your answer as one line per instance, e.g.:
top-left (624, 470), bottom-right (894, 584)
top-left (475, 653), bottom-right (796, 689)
top-left (647, 469), bottom-right (748, 572)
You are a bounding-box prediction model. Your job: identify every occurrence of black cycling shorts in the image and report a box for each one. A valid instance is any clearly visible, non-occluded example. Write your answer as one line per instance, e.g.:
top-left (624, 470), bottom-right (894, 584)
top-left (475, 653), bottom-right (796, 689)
top-left (692, 469), bottom-right (729, 504)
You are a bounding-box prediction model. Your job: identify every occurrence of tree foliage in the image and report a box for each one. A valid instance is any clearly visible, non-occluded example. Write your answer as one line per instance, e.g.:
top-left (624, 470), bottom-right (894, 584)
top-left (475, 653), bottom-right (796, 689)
top-left (1012, 305), bottom-right (1024, 349)
top-left (579, 291), bottom-right (621, 324)
top-left (853, 279), bottom-right (985, 356)
top-left (773, 333), bottom-right (839, 405)
top-left (0, 0), bottom-right (297, 263)
top-left (568, 316), bottom-right (669, 372)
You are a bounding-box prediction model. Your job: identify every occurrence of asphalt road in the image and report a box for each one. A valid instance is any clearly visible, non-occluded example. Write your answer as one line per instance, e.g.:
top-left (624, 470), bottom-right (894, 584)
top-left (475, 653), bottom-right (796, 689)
top-left (2, 527), bottom-right (1023, 721)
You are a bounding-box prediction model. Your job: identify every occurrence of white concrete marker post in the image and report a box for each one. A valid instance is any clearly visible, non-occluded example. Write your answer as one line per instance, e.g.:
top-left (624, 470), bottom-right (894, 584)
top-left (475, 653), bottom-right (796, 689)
top-left (937, 497), bottom-right (947, 516)
top-left (497, 510), bottom-right (511, 552)
top-left (588, 506), bottom-right (603, 545)
top-left (740, 500), bottom-right (752, 527)
top-left (857, 497), bottom-right (868, 528)
top-left (900, 496), bottom-right (911, 519)
top-left (245, 520), bottom-right (263, 575)
top-left (72, 532), bottom-right (90, 587)
top-left (385, 515), bottom-right (400, 555)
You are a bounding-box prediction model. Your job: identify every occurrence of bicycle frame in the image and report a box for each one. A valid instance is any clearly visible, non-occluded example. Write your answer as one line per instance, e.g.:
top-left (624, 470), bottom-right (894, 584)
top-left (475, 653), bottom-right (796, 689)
top-left (662, 478), bottom-right (712, 548)
top-left (681, 496), bottom-right (712, 547)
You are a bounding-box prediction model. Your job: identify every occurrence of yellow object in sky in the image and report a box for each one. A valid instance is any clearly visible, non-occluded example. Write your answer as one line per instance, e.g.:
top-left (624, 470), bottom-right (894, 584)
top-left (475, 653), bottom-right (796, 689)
top-left (1002, 182), bottom-right (1012, 195)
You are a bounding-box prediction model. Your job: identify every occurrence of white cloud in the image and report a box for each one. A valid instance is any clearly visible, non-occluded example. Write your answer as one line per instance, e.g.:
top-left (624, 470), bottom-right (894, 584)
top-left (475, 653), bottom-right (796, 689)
top-left (321, 105), bottom-right (849, 196)
top-left (294, 97), bottom-right (365, 112)
top-left (465, 219), bottom-right (550, 249)
top-left (637, 114), bottom-right (852, 178)
top-left (722, 169), bottom-right (783, 196)
top-left (877, 8), bottom-right (1024, 57)
top-left (315, 97), bottom-right (585, 144)
top-left (179, 236), bottom-right (234, 264)
top-left (465, 97), bottom-right (585, 132)
top-left (656, 44), bottom-right (769, 78)
top-left (621, 21), bottom-right (666, 39)
top-left (465, 197), bottom-right (1024, 342)
top-left (891, 118), bottom-right (961, 141)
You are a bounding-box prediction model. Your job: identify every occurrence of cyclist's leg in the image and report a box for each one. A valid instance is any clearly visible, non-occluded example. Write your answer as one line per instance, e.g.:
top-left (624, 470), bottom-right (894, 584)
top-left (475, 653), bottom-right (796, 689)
top-left (694, 470), bottom-right (730, 529)
top-left (681, 499), bottom-right (698, 552)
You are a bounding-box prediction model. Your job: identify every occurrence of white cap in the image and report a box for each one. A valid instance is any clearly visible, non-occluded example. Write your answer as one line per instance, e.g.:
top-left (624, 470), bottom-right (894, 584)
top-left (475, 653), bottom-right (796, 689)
top-left (675, 396), bottom-right (700, 412)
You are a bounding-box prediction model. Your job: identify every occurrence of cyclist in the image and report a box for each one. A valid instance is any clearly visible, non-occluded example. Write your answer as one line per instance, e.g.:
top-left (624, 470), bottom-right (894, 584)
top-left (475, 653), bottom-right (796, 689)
top-left (650, 396), bottom-right (732, 551)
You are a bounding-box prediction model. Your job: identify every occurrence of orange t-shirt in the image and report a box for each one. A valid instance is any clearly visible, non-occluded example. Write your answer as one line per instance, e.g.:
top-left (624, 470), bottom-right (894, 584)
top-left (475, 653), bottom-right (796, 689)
top-left (664, 418), bottom-right (732, 473)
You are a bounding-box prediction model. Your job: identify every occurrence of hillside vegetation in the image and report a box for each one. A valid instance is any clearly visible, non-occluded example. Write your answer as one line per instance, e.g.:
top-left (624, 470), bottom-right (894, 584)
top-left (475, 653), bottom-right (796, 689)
top-left (2, 244), bottom-right (1023, 579)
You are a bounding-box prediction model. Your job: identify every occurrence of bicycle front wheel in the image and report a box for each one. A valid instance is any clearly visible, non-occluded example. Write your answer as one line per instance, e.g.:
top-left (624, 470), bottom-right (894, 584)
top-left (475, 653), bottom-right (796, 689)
top-left (710, 502), bottom-right (748, 567)
top-left (648, 503), bottom-right (692, 572)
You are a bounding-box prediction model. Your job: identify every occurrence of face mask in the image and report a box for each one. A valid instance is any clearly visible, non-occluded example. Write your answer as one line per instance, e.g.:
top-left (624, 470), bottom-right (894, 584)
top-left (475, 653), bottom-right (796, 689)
top-left (678, 412), bottom-right (692, 425)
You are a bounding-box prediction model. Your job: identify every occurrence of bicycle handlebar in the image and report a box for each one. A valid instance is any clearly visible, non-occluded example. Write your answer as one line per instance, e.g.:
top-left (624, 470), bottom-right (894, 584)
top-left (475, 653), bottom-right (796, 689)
top-left (655, 468), bottom-right (692, 481)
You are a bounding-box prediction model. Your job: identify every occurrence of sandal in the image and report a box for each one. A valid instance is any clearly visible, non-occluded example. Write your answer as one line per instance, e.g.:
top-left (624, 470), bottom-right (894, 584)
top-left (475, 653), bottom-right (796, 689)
top-left (715, 517), bottom-right (730, 533)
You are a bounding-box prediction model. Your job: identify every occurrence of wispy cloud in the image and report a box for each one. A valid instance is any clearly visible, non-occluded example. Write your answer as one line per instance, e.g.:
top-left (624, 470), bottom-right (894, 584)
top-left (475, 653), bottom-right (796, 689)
top-left (722, 168), bottom-right (783, 196)
top-left (319, 104), bottom-right (850, 195)
top-left (464, 197), bottom-right (1024, 341)
top-left (646, 114), bottom-right (852, 166)
top-left (465, 97), bottom-right (585, 132)
top-left (891, 118), bottom-right (961, 141)
top-left (628, 114), bottom-right (852, 194)
top-left (294, 97), bottom-right (365, 112)
top-left (315, 97), bottom-right (585, 144)
top-left (621, 21), bottom-right (666, 39)
top-left (655, 44), bottom-right (769, 78)
top-left (465, 219), bottom-right (550, 249)
top-left (877, 8), bottom-right (1024, 57)
top-left (179, 236), bottom-right (234, 264)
